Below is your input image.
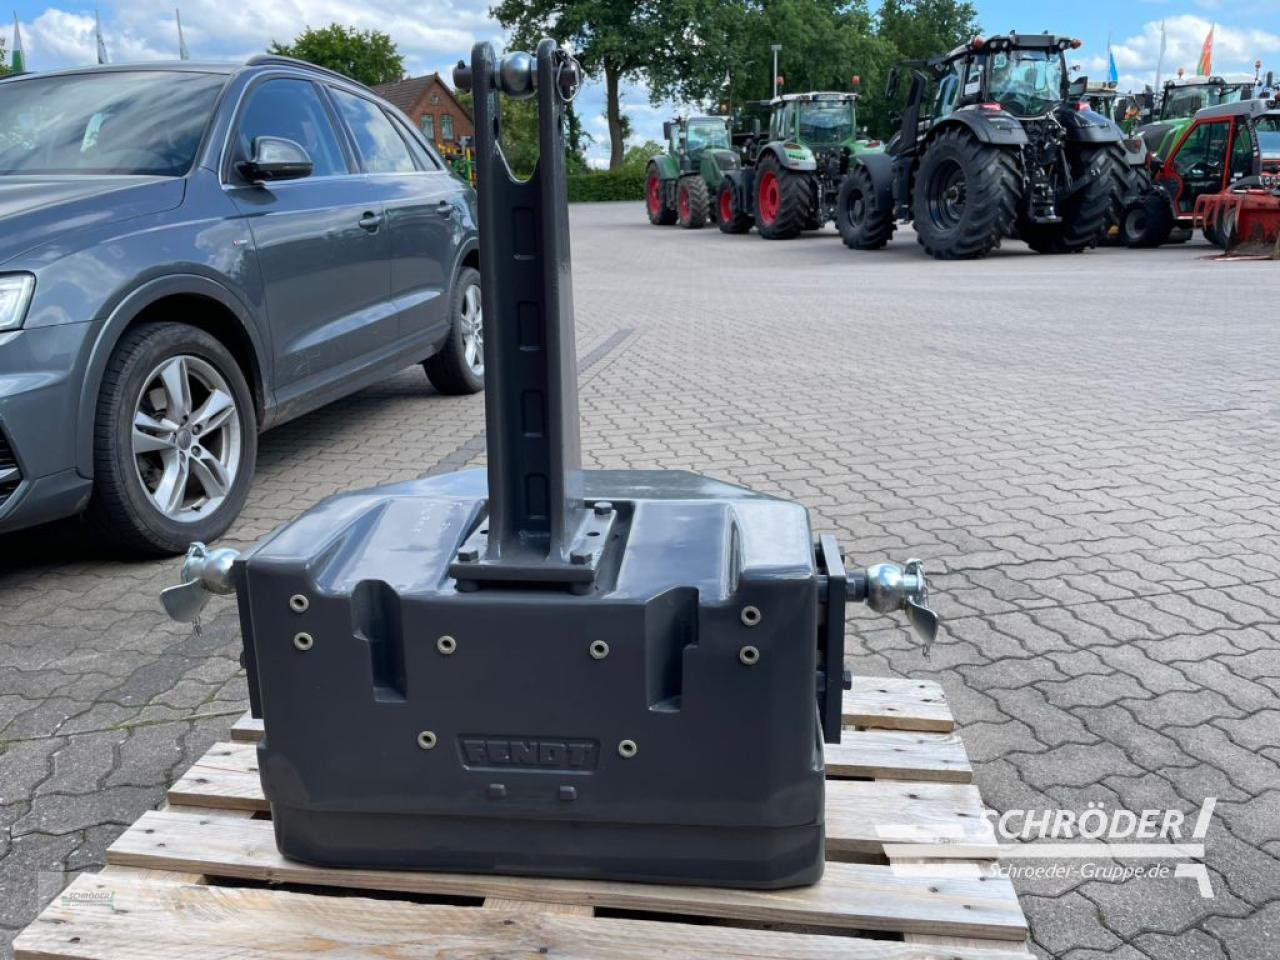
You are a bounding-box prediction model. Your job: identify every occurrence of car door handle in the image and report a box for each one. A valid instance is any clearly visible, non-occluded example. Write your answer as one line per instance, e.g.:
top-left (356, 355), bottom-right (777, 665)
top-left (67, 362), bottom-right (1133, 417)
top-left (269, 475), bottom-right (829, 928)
top-left (434, 201), bottom-right (453, 218)
top-left (358, 211), bottom-right (383, 231)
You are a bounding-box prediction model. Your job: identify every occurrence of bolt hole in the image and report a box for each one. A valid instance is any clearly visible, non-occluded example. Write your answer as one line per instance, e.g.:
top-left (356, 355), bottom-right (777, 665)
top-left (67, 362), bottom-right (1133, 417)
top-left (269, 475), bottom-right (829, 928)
top-left (437, 635), bottom-right (458, 656)
top-left (587, 531), bottom-right (600, 537)
top-left (417, 730), bottom-right (437, 750)
top-left (589, 640), bottom-right (610, 660)
top-left (289, 594), bottom-right (309, 613)
top-left (617, 739), bottom-right (637, 758)
top-left (739, 645), bottom-right (760, 666)
top-left (293, 632), bottom-right (313, 651)
top-left (740, 605), bottom-right (762, 627)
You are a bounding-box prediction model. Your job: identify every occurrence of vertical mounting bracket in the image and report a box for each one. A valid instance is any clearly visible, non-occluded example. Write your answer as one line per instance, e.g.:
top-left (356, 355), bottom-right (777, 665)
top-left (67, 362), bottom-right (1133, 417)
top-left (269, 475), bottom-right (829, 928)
top-left (449, 41), bottom-right (612, 589)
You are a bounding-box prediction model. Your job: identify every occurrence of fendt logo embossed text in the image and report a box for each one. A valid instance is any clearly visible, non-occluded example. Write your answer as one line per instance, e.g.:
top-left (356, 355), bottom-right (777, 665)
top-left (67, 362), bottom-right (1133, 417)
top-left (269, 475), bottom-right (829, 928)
top-left (459, 736), bottom-right (599, 772)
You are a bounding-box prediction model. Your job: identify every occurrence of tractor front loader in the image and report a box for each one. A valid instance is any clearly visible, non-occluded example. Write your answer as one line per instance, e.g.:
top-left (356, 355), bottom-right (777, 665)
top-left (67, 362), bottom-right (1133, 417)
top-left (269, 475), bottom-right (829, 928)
top-left (718, 91), bottom-right (883, 239)
top-left (646, 116), bottom-right (739, 229)
top-left (837, 33), bottom-right (1128, 259)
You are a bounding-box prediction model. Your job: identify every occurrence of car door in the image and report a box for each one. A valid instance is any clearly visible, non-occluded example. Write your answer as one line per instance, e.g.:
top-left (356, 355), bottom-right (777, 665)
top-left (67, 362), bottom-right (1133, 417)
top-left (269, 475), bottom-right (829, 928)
top-left (327, 87), bottom-right (456, 350)
top-left (1168, 119), bottom-right (1231, 215)
top-left (224, 76), bottom-right (395, 409)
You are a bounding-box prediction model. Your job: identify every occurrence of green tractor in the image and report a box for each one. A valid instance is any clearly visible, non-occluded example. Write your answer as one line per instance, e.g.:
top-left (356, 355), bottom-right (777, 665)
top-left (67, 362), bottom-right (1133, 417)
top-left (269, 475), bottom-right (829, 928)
top-left (645, 116), bottom-right (739, 229)
top-left (716, 91), bottom-right (883, 239)
top-left (1136, 72), bottom-right (1268, 162)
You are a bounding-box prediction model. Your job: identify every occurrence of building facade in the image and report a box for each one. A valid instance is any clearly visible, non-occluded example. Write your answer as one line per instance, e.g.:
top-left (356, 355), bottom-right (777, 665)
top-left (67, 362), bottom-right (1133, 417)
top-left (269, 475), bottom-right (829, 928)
top-left (373, 73), bottom-right (474, 148)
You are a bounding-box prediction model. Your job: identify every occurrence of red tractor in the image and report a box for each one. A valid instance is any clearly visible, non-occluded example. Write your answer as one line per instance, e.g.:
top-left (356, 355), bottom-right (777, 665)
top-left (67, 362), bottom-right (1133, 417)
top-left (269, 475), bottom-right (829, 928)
top-left (1121, 98), bottom-right (1280, 249)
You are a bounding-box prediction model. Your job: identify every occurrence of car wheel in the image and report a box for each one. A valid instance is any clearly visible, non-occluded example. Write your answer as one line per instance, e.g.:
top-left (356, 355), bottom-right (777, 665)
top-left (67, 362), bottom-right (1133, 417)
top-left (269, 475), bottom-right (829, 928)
top-left (87, 322), bottom-right (257, 556)
top-left (424, 266), bottom-right (484, 395)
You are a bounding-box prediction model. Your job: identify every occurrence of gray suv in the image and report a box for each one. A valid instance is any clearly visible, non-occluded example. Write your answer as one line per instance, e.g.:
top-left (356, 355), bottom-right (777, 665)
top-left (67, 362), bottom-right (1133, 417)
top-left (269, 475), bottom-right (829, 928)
top-left (0, 57), bottom-right (482, 554)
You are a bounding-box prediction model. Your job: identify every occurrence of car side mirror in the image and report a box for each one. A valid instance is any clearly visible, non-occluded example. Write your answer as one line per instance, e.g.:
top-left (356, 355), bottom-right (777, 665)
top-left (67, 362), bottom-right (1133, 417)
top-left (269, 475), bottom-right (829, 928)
top-left (237, 136), bottom-right (314, 184)
top-left (885, 67), bottom-right (900, 100)
top-left (1068, 76), bottom-right (1088, 98)
top-left (662, 121), bottom-right (674, 141)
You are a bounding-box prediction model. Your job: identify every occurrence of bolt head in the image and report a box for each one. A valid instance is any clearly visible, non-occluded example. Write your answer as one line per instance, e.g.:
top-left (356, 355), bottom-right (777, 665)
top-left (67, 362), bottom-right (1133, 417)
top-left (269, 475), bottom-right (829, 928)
top-left (457, 547), bottom-right (479, 562)
top-left (593, 501), bottom-right (614, 516)
top-left (570, 550), bottom-right (590, 565)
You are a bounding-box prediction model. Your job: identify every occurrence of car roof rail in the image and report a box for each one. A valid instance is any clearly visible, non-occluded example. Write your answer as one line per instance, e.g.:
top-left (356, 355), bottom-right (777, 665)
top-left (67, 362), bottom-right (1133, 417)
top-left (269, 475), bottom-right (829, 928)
top-left (244, 54), bottom-right (361, 86)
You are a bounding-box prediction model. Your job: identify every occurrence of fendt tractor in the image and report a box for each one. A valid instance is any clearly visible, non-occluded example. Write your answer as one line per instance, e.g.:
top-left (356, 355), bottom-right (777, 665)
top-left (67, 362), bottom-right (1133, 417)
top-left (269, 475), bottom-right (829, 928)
top-left (717, 90), bottom-right (882, 239)
top-left (1121, 98), bottom-right (1280, 251)
top-left (1137, 69), bottom-right (1274, 160)
top-left (645, 116), bottom-right (739, 229)
top-left (836, 33), bottom-right (1128, 259)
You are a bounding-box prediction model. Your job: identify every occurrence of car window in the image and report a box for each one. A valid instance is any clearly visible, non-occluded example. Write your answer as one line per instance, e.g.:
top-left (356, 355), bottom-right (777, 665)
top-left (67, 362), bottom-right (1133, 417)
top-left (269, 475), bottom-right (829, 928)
top-left (389, 112), bottom-right (440, 170)
top-left (0, 70), bottom-right (224, 176)
top-left (235, 78), bottom-right (347, 178)
top-left (329, 88), bottom-right (416, 173)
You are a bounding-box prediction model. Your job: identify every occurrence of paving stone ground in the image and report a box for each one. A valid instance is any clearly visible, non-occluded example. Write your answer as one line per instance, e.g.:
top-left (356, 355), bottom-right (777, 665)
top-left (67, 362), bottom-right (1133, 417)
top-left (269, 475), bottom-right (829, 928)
top-left (2, 203), bottom-right (1278, 959)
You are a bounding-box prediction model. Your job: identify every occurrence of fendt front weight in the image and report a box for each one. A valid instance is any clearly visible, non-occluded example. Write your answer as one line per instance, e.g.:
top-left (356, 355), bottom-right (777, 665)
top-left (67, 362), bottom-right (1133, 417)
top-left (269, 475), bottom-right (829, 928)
top-left (161, 39), bottom-right (940, 890)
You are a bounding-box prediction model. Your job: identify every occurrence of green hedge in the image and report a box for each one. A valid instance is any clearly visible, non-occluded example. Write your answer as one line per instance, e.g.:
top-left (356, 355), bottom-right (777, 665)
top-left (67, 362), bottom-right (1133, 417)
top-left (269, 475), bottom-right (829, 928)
top-left (567, 168), bottom-right (647, 203)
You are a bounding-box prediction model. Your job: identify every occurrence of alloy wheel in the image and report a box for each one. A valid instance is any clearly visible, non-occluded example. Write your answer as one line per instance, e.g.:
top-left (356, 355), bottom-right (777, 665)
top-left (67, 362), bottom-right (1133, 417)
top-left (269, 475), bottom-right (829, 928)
top-left (459, 282), bottom-right (484, 377)
top-left (130, 355), bottom-right (242, 522)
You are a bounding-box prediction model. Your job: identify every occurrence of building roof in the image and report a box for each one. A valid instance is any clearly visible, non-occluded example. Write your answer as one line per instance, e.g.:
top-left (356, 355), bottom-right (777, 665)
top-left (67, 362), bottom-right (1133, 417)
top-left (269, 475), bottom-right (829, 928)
top-left (372, 73), bottom-right (470, 120)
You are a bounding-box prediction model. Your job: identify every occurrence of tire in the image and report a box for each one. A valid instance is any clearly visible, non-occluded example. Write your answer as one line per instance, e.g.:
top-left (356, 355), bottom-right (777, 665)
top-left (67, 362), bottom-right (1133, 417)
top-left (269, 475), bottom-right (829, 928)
top-left (424, 266), bottom-right (485, 395)
top-left (676, 175), bottom-right (709, 229)
top-left (1120, 192), bottom-right (1174, 248)
top-left (912, 128), bottom-right (1020, 259)
top-left (717, 178), bottom-right (753, 234)
top-left (836, 165), bottom-right (896, 250)
top-left (754, 152), bottom-right (811, 240)
top-left (86, 322), bottom-right (257, 557)
top-left (646, 164), bottom-right (676, 225)
top-left (1023, 144), bottom-right (1127, 254)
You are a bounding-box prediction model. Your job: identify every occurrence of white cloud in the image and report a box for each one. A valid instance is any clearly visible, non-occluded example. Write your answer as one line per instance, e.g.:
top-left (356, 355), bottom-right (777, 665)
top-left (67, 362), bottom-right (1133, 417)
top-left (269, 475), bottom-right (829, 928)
top-left (1106, 15), bottom-right (1280, 88)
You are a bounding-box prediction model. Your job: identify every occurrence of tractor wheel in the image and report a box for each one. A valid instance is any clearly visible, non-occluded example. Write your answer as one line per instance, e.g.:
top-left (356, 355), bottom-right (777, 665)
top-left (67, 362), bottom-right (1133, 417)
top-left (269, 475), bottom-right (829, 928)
top-left (1202, 221), bottom-right (1229, 249)
top-left (754, 152), bottom-right (810, 240)
top-left (717, 179), bottom-right (753, 234)
top-left (1023, 144), bottom-right (1127, 254)
top-left (836, 165), bottom-right (896, 250)
top-left (1120, 192), bottom-right (1174, 248)
top-left (677, 175), bottom-right (709, 229)
top-left (646, 164), bottom-right (676, 226)
top-left (912, 128), bottom-right (1020, 260)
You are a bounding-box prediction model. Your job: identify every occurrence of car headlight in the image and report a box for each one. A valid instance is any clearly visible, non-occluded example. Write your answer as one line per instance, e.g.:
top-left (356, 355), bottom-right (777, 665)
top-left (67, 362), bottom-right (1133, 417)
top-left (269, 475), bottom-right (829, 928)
top-left (0, 274), bottom-right (34, 332)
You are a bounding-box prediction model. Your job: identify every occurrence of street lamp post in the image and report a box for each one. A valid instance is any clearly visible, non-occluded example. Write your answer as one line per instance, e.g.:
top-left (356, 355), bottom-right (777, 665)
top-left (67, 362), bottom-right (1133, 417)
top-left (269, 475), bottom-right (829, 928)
top-left (771, 44), bottom-right (781, 99)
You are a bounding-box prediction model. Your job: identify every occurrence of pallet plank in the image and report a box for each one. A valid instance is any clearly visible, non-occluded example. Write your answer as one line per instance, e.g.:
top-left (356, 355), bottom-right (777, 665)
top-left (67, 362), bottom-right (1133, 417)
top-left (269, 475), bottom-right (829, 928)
top-left (230, 713), bottom-right (263, 742)
top-left (15, 871), bottom-right (1033, 960)
top-left (167, 743), bottom-right (995, 855)
top-left (826, 730), bottom-right (971, 783)
top-left (845, 677), bottom-right (953, 733)
top-left (105, 810), bottom-right (1026, 941)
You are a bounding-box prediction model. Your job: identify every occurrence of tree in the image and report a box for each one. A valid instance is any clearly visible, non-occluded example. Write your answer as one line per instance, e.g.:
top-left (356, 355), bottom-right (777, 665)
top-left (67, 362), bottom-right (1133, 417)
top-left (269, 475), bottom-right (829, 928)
top-left (646, 1), bottom-right (895, 132)
top-left (876, 0), bottom-right (979, 63)
top-left (490, 0), bottom-right (697, 170)
top-left (268, 25), bottom-right (404, 87)
top-left (621, 140), bottom-right (664, 169)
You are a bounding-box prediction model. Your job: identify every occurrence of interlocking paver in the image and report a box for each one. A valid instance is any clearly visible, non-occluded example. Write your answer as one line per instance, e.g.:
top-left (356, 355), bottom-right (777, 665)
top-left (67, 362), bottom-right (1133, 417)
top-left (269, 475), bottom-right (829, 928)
top-left (2, 204), bottom-right (1278, 958)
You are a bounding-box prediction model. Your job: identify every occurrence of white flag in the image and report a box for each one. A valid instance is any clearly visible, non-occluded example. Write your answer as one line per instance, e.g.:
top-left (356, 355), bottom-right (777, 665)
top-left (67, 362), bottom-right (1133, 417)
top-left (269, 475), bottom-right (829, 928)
top-left (1154, 19), bottom-right (1167, 92)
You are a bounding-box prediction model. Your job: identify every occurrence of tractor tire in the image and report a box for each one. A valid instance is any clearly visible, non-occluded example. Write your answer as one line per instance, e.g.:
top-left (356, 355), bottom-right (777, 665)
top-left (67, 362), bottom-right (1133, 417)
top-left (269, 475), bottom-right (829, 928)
top-left (676, 175), bottom-right (709, 229)
top-left (1023, 144), bottom-right (1127, 254)
top-left (646, 163), bottom-right (676, 226)
top-left (754, 152), bottom-right (811, 240)
top-left (717, 178), bottom-right (753, 234)
top-left (1203, 222), bottom-right (1229, 249)
top-left (836, 165), bottom-right (896, 250)
top-left (1120, 191), bottom-right (1174, 248)
top-left (912, 128), bottom-right (1020, 260)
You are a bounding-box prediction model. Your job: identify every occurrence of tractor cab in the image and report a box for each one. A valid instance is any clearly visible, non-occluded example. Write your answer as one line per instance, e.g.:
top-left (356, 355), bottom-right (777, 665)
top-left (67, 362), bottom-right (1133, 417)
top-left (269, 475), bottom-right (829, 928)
top-left (1160, 75), bottom-right (1257, 121)
top-left (667, 116), bottom-right (732, 173)
top-left (927, 33), bottom-right (1080, 119)
top-left (769, 92), bottom-right (863, 153)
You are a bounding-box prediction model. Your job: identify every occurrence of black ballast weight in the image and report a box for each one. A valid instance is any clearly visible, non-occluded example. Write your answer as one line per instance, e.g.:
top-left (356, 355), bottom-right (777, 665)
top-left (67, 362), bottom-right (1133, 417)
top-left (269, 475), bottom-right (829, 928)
top-left (161, 39), bottom-right (939, 889)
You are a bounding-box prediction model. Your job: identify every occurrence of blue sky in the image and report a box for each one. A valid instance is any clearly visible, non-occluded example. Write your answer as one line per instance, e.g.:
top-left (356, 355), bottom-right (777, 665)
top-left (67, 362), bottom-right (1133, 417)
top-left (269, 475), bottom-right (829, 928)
top-left (6, 1), bottom-right (1280, 165)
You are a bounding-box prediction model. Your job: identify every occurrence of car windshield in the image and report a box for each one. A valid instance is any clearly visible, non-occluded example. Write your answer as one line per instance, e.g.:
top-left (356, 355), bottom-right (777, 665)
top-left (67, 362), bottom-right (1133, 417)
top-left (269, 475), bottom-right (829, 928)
top-left (797, 102), bottom-right (854, 146)
top-left (1161, 84), bottom-right (1248, 120)
top-left (0, 70), bottom-right (225, 176)
top-left (685, 120), bottom-right (729, 153)
top-left (987, 49), bottom-right (1065, 115)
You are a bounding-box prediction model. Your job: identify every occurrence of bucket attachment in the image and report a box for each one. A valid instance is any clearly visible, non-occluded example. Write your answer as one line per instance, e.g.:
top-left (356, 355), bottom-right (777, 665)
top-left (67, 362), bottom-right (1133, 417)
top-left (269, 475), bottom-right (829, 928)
top-left (1195, 184), bottom-right (1280, 258)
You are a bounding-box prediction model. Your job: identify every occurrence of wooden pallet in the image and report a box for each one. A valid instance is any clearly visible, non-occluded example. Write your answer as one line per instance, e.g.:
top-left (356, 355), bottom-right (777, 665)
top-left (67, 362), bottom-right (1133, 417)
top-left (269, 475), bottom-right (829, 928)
top-left (15, 675), bottom-right (1031, 959)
